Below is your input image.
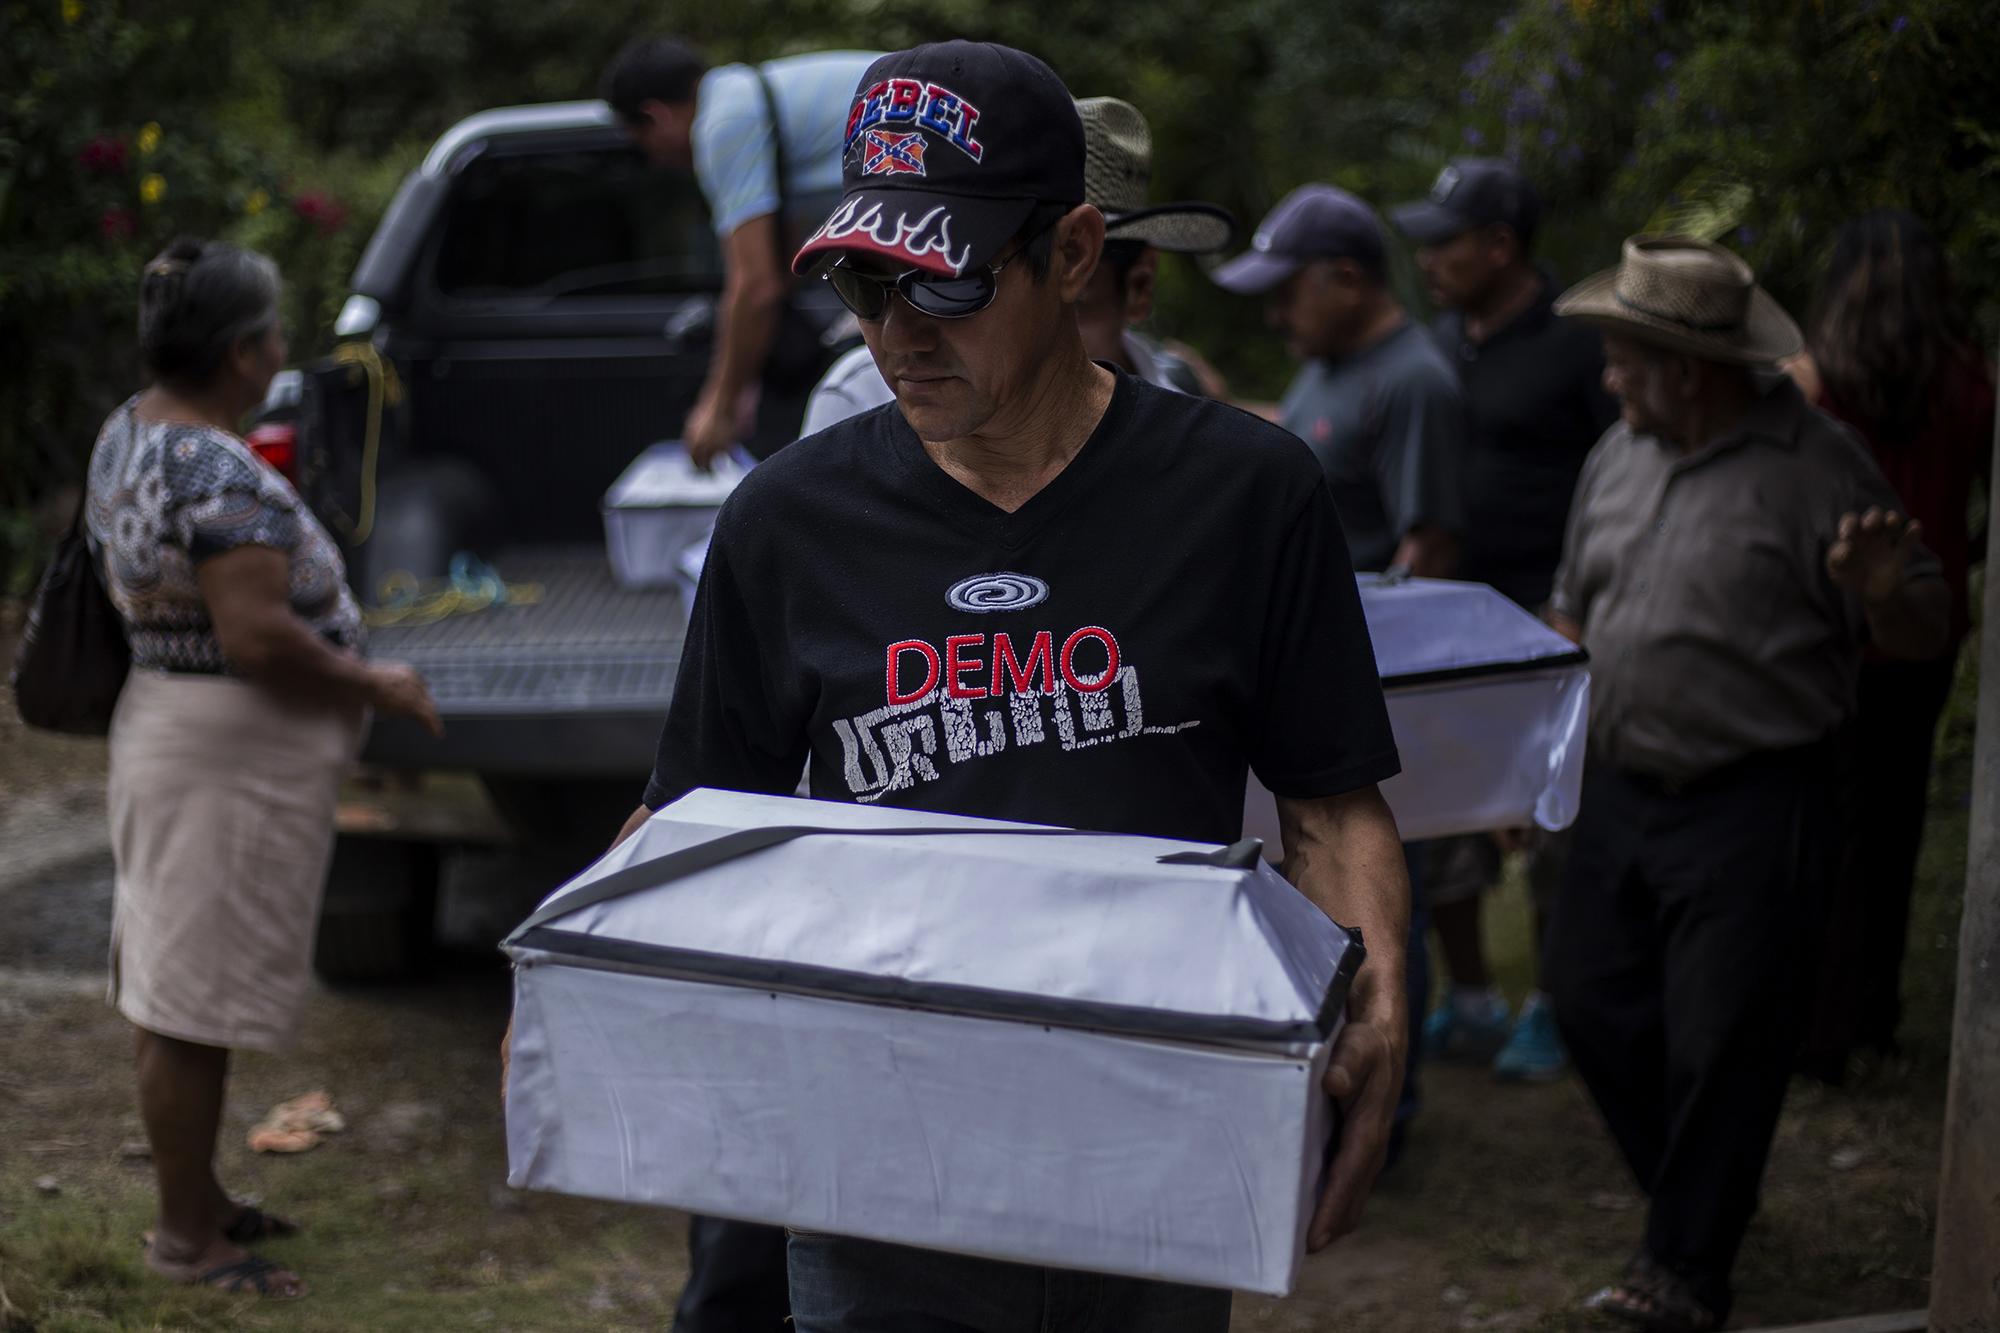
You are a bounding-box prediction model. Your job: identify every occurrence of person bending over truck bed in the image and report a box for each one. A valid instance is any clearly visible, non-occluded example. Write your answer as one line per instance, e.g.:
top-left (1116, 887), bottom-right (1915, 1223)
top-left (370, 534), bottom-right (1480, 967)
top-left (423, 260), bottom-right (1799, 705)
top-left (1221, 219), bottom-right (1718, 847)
top-left (604, 38), bottom-right (879, 465)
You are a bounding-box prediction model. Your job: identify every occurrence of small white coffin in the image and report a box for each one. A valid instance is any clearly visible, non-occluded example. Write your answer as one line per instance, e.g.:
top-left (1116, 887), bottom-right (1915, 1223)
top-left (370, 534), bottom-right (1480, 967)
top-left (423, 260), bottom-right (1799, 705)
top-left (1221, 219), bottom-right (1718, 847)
top-left (503, 788), bottom-right (1361, 1296)
top-left (601, 443), bottom-right (747, 589)
top-left (1247, 576), bottom-right (1591, 845)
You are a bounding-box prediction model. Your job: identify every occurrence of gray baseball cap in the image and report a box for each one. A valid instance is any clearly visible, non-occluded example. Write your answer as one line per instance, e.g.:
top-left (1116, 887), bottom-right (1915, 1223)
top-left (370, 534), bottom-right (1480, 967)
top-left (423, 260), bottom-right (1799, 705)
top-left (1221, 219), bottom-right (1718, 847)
top-left (1210, 184), bottom-right (1387, 294)
top-left (1392, 158), bottom-right (1541, 245)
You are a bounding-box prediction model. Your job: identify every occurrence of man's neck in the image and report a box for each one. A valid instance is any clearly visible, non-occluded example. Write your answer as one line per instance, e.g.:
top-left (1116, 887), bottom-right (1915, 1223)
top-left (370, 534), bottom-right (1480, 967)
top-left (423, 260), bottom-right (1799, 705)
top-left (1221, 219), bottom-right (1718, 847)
top-left (1668, 375), bottom-right (1761, 456)
top-left (923, 342), bottom-right (1116, 514)
top-left (1328, 296), bottom-right (1407, 361)
top-left (1461, 264), bottom-right (1543, 344)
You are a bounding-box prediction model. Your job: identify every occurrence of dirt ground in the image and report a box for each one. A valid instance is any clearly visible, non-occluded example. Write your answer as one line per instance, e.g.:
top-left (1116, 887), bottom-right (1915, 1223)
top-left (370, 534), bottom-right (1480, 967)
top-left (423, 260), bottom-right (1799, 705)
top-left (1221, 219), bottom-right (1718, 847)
top-left (0, 601), bottom-right (1971, 1331)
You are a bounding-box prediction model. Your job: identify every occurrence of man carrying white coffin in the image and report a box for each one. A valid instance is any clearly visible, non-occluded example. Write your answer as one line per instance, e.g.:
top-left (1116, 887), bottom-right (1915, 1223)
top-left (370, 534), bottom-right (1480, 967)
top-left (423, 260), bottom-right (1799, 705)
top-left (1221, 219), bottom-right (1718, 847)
top-left (584, 40), bottom-right (1409, 1330)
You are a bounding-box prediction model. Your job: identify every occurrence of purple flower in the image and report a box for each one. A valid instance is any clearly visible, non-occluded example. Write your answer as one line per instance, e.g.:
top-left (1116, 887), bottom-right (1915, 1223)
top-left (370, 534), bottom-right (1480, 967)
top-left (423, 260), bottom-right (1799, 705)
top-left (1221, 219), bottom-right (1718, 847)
top-left (1559, 52), bottom-right (1584, 79)
top-left (1891, 14), bottom-right (1909, 31)
top-left (1534, 69), bottom-right (1555, 92)
top-left (1498, 16), bottom-right (1514, 33)
top-left (1461, 88), bottom-right (1479, 106)
top-left (1736, 226), bottom-right (1758, 246)
top-left (1540, 126), bottom-right (1560, 148)
top-left (1463, 52), bottom-right (1493, 78)
top-left (1464, 126), bottom-right (1486, 146)
top-left (1665, 80), bottom-right (1680, 103)
top-left (1563, 143), bottom-right (1586, 164)
top-left (1655, 51), bottom-right (1676, 71)
top-left (1650, 3), bottom-right (1665, 21)
top-left (1506, 88), bottom-right (1543, 124)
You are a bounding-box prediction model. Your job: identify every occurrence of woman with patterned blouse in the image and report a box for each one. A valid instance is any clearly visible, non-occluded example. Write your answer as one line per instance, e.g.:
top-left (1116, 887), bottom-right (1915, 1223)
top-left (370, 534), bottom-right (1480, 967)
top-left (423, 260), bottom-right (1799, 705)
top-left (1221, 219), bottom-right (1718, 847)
top-left (86, 237), bottom-right (442, 1299)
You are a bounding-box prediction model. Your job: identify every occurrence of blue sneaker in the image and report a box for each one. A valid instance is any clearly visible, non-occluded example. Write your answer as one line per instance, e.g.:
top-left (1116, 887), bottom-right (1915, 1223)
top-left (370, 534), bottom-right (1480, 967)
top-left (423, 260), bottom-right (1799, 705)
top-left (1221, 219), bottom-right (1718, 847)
top-left (1423, 989), bottom-right (1512, 1060)
top-left (1493, 992), bottom-right (1568, 1082)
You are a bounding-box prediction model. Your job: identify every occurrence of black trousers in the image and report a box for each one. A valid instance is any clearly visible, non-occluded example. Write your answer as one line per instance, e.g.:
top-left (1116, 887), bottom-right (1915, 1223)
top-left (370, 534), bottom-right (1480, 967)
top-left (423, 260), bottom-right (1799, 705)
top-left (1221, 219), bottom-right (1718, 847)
top-left (672, 1216), bottom-right (790, 1332)
top-left (1805, 654), bottom-right (1958, 1067)
top-left (1545, 746), bottom-right (1834, 1319)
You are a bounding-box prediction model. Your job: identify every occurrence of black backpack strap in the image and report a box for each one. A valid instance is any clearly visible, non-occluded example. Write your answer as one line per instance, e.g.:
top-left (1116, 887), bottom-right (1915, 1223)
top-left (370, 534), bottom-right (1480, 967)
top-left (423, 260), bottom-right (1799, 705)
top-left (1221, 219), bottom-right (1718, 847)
top-left (749, 62), bottom-right (790, 267)
top-left (503, 823), bottom-right (1264, 947)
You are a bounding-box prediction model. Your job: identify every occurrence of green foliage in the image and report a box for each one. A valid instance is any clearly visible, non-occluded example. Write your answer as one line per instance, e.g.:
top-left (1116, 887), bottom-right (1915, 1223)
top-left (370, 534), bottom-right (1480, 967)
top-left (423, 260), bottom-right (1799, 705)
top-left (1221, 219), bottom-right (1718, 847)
top-left (4, 0), bottom-right (1996, 573)
top-left (1455, 0), bottom-right (2000, 334)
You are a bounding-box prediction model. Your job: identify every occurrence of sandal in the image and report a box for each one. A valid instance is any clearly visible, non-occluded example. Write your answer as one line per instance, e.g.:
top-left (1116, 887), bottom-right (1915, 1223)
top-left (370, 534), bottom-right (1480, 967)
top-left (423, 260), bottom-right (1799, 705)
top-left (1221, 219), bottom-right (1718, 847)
top-left (1584, 1254), bottom-right (1720, 1333)
top-left (222, 1204), bottom-right (300, 1244)
top-left (187, 1253), bottom-right (306, 1298)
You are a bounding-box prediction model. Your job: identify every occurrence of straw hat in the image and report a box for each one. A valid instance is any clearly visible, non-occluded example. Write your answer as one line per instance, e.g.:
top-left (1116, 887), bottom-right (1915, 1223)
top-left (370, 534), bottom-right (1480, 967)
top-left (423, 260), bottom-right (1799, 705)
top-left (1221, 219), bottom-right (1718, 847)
top-left (1554, 234), bottom-right (1802, 366)
top-left (1075, 97), bottom-right (1236, 254)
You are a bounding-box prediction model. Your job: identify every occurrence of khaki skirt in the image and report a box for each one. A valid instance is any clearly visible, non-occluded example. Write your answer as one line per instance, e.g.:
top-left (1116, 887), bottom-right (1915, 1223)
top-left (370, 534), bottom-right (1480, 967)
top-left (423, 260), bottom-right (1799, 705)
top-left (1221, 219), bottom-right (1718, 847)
top-left (107, 669), bottom-right (364, 1052)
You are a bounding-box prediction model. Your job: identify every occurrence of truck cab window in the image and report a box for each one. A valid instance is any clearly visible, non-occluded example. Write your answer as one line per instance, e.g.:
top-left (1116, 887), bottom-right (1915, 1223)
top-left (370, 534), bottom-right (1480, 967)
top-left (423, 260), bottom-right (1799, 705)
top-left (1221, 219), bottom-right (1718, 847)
top-left (432, 146), bottom-right (722, 299)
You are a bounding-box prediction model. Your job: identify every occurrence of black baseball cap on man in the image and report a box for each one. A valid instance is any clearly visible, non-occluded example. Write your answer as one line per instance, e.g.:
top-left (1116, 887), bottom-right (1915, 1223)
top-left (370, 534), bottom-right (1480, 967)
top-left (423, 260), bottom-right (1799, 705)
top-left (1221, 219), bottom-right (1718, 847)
top-left (1391, 158), bottom-right (1541, 246)
top-left (792, 41), bottom-right (1085, 279)
top-left (1210, 184), bottom-right (1388, 295)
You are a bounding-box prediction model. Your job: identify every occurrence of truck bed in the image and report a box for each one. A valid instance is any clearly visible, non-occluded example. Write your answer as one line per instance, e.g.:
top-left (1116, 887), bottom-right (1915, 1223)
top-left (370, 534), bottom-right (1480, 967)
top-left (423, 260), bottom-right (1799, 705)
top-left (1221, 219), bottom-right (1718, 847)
top-left (359, 545), bottom-right (686, 775)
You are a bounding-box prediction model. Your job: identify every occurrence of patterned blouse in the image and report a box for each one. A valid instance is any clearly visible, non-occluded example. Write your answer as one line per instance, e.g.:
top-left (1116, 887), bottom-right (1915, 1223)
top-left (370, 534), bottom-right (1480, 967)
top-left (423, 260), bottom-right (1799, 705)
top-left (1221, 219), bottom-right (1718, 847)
top-left (84, 397), bottom-right (364, 674)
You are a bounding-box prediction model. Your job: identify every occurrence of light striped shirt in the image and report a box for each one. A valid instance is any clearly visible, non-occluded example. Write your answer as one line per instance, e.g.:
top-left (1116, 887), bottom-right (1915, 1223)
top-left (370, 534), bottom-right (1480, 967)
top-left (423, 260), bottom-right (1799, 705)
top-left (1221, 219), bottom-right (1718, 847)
top-left (693, 51), bottom-right (879, 243)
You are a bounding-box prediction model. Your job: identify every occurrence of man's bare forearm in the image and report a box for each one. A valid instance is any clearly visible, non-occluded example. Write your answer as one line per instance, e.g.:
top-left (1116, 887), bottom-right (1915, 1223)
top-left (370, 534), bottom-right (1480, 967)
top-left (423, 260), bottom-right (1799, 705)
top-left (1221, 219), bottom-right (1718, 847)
top-left (1277, 787), bottom-right (1410, 1019)
top-left (706, 273), bottom-right (786, 404)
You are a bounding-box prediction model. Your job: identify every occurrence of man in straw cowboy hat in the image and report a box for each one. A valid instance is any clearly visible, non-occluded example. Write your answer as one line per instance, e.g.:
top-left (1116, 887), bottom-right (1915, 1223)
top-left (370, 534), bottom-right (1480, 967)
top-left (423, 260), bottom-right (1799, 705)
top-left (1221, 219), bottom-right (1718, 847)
top-left (798, 95), bottom-right (1235, 435)
top-left (1541, 234), bottom-right (1948, 1331)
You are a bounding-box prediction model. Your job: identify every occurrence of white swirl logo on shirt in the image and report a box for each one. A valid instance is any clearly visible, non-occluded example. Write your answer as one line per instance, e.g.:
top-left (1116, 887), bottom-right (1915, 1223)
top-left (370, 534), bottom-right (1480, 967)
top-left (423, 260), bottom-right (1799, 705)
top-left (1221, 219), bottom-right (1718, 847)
top-left (946, 572), bottom-right (1049, 613)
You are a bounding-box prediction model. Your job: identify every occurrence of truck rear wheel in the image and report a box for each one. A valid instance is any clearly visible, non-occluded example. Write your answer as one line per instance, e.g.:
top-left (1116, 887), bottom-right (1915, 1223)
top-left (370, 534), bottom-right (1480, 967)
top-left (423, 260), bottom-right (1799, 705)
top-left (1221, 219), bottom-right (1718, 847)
top-left (313, 836), bottom-right (440, 982)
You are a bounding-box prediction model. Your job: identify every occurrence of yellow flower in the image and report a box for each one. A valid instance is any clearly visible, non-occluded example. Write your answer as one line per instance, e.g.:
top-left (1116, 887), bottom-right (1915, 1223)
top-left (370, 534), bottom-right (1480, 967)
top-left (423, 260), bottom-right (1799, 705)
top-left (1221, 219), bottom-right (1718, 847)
top-left (137, 122), bottom-right (162, 155)
top-left (61, 0), bottom-right (83, 23)
top-left (245, 188), bottom-right (270, 217)
top-left (140, 173), bottom-right (166, 204)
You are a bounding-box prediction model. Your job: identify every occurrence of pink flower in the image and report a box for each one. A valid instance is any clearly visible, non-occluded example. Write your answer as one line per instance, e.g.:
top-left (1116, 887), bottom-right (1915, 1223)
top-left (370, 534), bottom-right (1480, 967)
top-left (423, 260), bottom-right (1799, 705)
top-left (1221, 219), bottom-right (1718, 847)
top-left (99, 208), bottom-right (138, 240)
top-left (80, 136), bottom-right (129, 174)
top-left (291, 190), bottom-right (348, 234)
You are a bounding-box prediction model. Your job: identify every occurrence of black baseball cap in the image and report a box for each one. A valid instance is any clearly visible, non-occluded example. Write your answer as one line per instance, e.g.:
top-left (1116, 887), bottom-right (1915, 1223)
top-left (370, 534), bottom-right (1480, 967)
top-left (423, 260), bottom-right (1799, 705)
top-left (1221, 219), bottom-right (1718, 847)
top-left (1209, 184), bottom-right (1387, 295)
top-left (1391, 158), bottom-right (1541, 246)
top-left (792, 41), bottom-right (1085, 279)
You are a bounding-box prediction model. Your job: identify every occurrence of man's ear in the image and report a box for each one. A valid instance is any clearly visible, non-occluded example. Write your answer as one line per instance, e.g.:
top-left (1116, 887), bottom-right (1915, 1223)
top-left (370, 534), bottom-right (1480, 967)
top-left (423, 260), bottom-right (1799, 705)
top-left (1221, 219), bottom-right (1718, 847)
top-left (1122, 249), bottom-right (1159, 325)
top-left (1054, 205), bottom-right (1107, 303)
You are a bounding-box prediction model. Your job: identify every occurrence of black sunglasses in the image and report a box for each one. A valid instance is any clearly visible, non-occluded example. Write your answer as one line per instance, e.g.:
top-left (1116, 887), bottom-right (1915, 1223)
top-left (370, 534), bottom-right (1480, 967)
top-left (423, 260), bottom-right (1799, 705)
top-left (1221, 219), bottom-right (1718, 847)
top-left (822, 216), bottom-right (1056, 322)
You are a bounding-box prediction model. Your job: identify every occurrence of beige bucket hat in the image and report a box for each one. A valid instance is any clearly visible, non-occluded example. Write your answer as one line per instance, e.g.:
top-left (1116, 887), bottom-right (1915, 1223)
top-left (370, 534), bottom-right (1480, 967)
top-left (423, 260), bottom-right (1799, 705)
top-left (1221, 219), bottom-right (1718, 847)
top-left (1075, 96), bottom-right (1235, 254)
top-left (1555, 233), bottom-right (1803, 365)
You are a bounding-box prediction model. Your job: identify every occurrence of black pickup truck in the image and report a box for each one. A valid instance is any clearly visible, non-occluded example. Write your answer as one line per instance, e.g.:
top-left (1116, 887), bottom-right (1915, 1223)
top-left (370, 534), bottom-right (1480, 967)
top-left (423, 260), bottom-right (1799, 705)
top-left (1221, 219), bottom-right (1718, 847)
top-left (269, 101), bottom-right (730, 976)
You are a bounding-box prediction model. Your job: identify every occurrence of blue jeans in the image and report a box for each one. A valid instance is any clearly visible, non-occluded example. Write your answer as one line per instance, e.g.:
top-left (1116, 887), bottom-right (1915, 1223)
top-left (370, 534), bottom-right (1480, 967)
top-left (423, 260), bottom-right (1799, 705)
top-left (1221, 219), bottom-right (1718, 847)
top-left (787, 1232), bottom-right (1232, 1333)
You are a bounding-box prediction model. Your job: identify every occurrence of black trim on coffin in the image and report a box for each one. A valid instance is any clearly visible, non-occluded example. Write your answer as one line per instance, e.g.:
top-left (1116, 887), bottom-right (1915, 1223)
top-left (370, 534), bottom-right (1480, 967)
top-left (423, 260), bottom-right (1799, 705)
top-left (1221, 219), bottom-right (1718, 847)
top-left (1381, 649), bottom-right (1589, 691)
top-left (514, 924), bottom-right (1365, 1048)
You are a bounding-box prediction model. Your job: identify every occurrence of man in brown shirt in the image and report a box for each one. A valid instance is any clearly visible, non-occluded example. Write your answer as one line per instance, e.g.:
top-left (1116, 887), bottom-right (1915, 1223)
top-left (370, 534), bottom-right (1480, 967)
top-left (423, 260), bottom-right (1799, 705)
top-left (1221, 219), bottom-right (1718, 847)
top-left (1541, 236), bottom-right (1946, 1333)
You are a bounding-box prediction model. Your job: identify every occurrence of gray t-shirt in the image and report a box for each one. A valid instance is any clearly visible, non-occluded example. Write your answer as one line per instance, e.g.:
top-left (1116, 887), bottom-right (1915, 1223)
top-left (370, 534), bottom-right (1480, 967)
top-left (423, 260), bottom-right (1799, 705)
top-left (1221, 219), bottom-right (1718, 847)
top-left (1279, 321), bottom-right (1468, 572)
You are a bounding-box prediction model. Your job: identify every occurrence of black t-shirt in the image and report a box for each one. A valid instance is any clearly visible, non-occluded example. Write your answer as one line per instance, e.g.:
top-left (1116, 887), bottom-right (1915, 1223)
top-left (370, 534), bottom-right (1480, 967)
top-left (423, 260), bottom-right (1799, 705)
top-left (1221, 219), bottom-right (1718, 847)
top-left (1431, 273), bottom-right (1619, 608)
top-left (645, 371), bottom-right (1401, 844)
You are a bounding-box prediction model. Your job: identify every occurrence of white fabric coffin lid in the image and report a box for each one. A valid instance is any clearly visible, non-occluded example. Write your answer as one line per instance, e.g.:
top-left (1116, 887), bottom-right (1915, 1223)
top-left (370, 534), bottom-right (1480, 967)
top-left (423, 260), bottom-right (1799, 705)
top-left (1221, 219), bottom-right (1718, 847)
top-left (1361, 574), bottom-right (1585, 683)
top-left (602, 443), bottom-right (747, 509)
top-left (512, 789), bottom-right (1356, 1045)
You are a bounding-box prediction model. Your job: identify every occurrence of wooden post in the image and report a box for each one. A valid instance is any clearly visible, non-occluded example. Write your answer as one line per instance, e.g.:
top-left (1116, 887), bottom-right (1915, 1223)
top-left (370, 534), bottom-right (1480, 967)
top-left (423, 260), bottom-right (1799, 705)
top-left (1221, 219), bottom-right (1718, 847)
top-left (1928, 355), bottom-right (2000, 1332)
